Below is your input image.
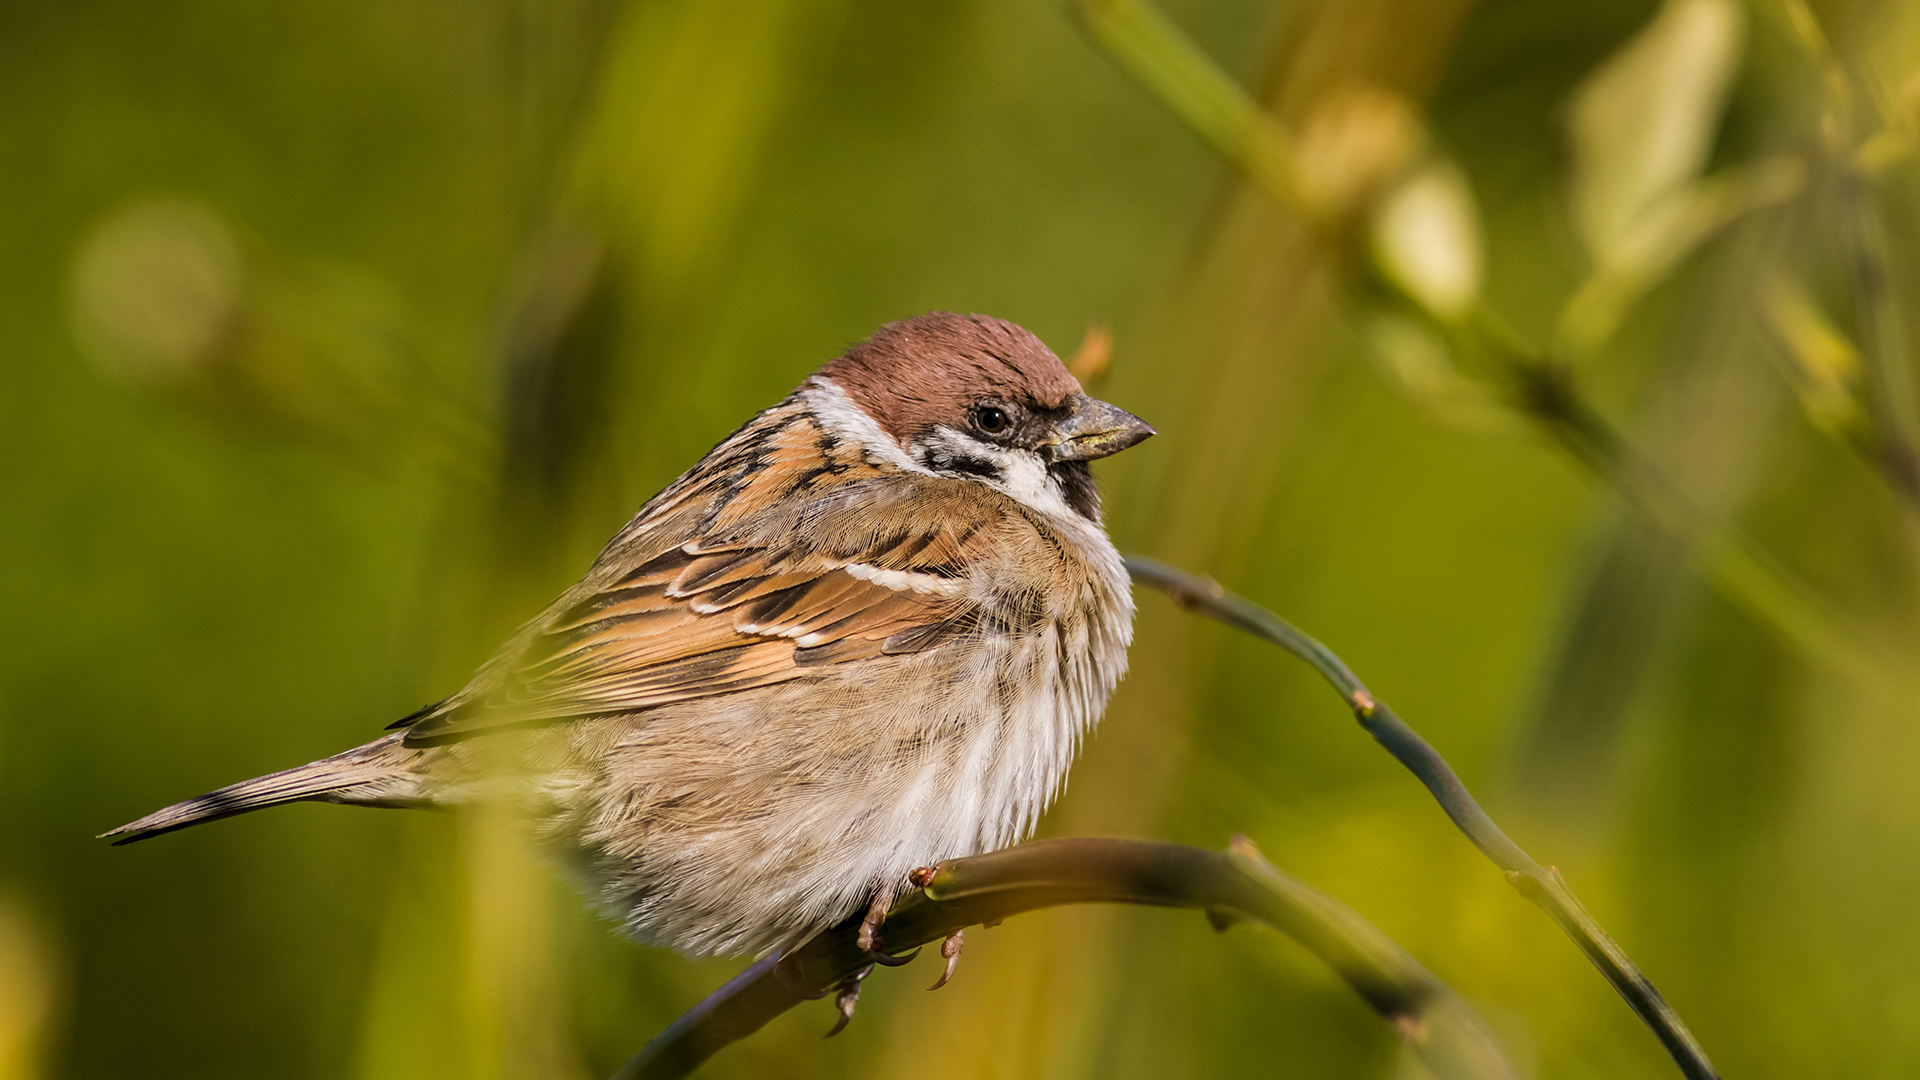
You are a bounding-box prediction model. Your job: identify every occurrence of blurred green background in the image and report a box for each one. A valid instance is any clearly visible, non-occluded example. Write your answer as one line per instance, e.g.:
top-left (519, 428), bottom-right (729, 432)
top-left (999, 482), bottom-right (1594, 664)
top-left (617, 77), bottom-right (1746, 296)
top-left (5, 0), bottom-right (1920, 1077)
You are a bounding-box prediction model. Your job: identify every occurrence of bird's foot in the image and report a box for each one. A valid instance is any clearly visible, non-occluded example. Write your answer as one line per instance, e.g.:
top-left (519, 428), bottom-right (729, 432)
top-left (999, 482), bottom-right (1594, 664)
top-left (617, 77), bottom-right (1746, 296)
top-left (824, 962), bottom-right (875, 1038)
top-left (927, 928), bottom-right (963, 991)
top-left (856, 888), bottom-right (919, 967)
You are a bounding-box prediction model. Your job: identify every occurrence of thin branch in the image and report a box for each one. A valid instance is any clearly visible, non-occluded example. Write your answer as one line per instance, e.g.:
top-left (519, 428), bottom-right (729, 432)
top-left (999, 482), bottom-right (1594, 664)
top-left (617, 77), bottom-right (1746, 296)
top-left (1125, 556), bottom-right (1720, 1080)
top-left (613, 837), bottom-right (1517, 1080)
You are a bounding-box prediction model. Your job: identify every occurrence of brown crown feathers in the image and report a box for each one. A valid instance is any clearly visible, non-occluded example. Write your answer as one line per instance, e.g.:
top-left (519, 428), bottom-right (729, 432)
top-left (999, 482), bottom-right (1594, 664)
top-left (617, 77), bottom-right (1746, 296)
top-left (823, 312), bottom-right (1083, 446)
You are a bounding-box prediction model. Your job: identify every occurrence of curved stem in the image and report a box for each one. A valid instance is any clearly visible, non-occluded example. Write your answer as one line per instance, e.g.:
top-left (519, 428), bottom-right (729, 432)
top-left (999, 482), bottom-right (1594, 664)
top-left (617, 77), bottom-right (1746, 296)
top-left (1125, 556), bottom-right (1720, 1080)
top-left (613, 837), bottom-right (1515, 1080)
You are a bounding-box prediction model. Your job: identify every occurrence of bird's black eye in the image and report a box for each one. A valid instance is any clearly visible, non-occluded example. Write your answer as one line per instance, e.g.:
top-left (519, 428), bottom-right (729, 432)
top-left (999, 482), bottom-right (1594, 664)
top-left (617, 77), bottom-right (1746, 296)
top-left (973, 405), bottom-right (1011, 435)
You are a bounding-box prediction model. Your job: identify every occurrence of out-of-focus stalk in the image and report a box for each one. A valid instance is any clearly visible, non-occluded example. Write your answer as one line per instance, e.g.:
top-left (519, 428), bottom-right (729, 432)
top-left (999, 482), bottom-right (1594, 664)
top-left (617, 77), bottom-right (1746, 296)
top-left (1082, 0), bottom-right (1895, 693)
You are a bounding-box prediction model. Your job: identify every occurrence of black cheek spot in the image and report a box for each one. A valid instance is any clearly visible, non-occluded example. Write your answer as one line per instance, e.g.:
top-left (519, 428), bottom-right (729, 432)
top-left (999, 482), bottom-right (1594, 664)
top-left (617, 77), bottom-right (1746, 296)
top-left (948, 456), bottom-right (1002, 481)
top-left (926, 447), bottom-right (1002, 482)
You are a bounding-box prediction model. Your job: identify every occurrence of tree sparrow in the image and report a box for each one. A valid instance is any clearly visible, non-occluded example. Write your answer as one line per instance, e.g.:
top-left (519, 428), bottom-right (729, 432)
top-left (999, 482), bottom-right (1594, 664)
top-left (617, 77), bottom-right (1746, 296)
top-left (108, 312), bottom-right (1154, 976)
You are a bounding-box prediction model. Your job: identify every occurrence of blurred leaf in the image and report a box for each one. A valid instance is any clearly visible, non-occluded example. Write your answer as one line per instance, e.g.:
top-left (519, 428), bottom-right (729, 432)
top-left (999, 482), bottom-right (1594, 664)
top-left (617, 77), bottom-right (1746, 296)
top-left (1762, 277), bottom-right (1867, 441)
top-left (1853, 4), bottom-right (1920, 171)
top-left (1554, 155), bottom-right (1803, 360)
top-left (1568, 0), bottom-right (1746, 265)
top-left (1369, 158), bottom-right (1483, 321)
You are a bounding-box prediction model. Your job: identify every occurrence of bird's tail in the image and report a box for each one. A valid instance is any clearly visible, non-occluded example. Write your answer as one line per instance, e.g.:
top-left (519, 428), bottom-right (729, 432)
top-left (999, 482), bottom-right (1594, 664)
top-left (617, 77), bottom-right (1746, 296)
top-left (102, 733), bottom-right (427, 845)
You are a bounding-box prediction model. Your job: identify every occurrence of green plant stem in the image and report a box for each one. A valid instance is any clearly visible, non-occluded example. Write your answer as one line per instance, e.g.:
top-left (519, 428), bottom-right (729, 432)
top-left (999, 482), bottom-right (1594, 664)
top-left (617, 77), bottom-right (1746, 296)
top-left (1074, 0), bottom-right (1316, 220)
top-left (612, 837), bottom-right (1515, 1080)
top-left (1124, 556), bottom-right (1721, 1080)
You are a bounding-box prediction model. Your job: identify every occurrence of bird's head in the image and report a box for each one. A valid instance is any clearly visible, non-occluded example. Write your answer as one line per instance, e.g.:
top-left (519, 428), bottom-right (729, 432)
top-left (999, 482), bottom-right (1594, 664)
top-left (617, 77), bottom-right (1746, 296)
top-left (820, 312), bottom-right (1155, 521)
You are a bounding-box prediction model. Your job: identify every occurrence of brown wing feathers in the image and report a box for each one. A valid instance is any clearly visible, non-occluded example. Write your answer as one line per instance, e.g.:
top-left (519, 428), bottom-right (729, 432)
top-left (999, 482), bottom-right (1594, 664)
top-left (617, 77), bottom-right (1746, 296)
top-left (396, 400), bottom-right (1009, 747)
top-left (400, 528), bottom-right (986, 746)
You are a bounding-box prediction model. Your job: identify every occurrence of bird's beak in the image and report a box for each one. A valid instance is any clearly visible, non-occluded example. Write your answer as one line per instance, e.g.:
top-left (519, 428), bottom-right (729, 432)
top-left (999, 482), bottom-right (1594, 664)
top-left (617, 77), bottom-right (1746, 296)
top-left (1041, 395), bottom-right (1156, 462)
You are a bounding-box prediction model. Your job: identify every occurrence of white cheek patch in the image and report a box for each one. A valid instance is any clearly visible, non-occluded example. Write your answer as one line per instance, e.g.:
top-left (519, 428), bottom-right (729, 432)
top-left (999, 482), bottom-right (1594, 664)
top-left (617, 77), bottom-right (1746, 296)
top-left (993, 448), bottom-right (1070, 516)
top-left (913, 427), bottom-right (1080, 522)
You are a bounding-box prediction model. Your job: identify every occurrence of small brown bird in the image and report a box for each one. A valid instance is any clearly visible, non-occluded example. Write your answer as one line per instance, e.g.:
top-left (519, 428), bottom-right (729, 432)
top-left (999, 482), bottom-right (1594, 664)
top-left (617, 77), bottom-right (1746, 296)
top-left (108, 312), bottom-right (1153, 986)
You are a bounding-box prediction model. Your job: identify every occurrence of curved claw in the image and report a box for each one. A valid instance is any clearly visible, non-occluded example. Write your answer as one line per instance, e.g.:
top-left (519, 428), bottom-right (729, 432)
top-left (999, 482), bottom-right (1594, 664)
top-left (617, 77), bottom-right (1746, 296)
top-left (856, 886), bottom-right (919, 967)
top-left (865, 945), bottom-right (920, 967)
top-left (824, 963), bottom-right (875, 1038)
top-left (927, 929), bottom-right (963, 991)
top-left (825, 1004), bottom-right (853, 1038)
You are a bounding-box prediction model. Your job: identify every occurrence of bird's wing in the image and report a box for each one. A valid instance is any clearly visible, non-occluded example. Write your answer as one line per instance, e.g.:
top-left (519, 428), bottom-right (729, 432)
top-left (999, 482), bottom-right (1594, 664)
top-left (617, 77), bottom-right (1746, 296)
top-left (398, 479), bottom-right (998, 747)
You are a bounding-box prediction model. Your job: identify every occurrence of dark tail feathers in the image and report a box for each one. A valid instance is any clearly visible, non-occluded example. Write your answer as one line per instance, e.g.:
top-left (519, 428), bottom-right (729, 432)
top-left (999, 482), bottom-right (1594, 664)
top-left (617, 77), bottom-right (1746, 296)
top-left (102, 735), bottom-right (424, 845)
